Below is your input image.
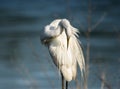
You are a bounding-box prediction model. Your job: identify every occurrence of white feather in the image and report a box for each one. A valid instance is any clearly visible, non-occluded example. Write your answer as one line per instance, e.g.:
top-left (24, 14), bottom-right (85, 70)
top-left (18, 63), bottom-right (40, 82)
top-left (41, 19), bottom-right (85, 82)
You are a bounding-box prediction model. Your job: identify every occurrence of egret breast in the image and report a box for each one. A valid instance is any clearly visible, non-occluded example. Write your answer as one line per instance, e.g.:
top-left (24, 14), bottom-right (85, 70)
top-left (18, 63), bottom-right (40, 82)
top-left (48, 30), bottom-right (75, 81)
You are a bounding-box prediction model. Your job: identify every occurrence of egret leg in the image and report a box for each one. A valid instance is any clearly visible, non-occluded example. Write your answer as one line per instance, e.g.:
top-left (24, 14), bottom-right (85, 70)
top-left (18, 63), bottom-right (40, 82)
top-left (61, 73), bottom-right (65, 89)
top-left (66, 81), bottom-right (68, 89)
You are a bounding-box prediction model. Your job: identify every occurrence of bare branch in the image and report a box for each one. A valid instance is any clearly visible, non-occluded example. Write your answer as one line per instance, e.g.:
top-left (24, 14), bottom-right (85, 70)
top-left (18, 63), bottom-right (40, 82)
top-left (96, 73), bottom-right (112, 89)
top-left (92, 12), bottom-right (107, 30)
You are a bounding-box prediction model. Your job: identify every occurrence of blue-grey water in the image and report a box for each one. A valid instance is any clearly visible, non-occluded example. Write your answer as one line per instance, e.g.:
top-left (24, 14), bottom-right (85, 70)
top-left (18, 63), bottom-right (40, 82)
top-left (0, 0), bottom-right (120, 89)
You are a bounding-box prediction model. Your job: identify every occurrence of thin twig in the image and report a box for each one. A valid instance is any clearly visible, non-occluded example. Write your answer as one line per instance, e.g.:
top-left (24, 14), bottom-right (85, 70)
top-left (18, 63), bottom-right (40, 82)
top-left (92, 12), bottom-right (107, 30)
top-left (13, 59), bottom-right (39, 89)
top-left (96, 73), bottom-right (112, 89)
top-left (100, 72), bottom-right (105, 89)
top-left (84, 0), bottom-right (92, 89)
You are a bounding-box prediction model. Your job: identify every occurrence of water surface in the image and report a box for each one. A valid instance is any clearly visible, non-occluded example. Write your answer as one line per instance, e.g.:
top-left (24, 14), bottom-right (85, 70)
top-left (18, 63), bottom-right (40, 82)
top-left (0, 0), bottom-right (120, 89)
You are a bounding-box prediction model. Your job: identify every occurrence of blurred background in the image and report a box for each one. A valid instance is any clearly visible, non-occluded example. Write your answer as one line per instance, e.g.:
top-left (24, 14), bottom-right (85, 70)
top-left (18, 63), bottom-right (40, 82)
top-left (0, 0), bottom-right (120, 89)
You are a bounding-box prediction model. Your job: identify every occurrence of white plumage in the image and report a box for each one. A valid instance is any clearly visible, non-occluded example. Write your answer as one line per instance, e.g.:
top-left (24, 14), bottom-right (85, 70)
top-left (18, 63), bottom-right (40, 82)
top-left (40, 19), bottom-right (85, 89)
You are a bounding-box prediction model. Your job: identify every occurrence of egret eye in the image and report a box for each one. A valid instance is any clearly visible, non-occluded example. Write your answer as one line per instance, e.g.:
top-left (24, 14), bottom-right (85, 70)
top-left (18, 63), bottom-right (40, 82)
top-left (50, 26), bottom-right (55, 30)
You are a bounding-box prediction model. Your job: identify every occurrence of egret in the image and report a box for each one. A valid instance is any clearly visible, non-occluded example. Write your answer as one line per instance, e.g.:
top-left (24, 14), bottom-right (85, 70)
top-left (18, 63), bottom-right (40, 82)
top-left (40, 19), bottom-right (85, 89)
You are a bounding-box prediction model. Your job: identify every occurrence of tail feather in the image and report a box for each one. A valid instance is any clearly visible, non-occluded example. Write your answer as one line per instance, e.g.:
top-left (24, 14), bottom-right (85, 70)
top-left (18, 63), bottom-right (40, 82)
top-left (69, 27), bottom-right (85, 79)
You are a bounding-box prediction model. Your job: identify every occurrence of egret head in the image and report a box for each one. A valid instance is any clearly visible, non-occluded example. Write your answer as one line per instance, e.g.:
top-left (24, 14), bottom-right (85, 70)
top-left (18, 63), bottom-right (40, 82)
top-left (40, 19), bottom-right (62, 45)
top-left (40, 19), bottom-right (79, 48)
top-left (40, 25), bottom-right (55, 45)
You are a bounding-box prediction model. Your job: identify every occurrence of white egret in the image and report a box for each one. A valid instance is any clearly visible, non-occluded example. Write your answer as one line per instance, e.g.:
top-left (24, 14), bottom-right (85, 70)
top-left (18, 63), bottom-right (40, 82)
top-left (40, 19), bottom-right (85, 89)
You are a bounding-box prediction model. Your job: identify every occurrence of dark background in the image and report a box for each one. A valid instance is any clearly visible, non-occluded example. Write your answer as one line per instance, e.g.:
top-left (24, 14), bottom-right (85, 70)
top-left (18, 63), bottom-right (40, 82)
top-left (0, 0), bottom-right (120, 89)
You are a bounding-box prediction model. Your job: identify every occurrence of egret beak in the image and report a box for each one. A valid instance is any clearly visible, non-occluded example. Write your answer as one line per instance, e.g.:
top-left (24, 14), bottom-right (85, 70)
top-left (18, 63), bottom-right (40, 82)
top-left (41, 37), bottom-right (53, 45)
top-left (41, 38), bottom-right (49, 45)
